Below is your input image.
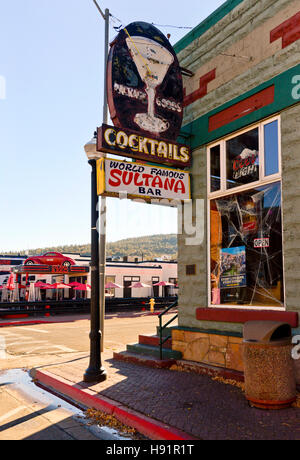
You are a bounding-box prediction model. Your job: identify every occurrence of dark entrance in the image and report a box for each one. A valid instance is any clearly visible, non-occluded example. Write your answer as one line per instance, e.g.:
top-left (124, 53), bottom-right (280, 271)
top-left (152, 277), bottom-right (160, 297)
top-left (123, 276), bottom-right (140, 298)
top-left (123, 280), bottom-right (132, 298)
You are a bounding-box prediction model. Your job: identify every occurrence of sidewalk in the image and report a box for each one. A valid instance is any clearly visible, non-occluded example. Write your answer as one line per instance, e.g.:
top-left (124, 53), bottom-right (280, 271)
top-left (30, 351), bottom-right (300, 441)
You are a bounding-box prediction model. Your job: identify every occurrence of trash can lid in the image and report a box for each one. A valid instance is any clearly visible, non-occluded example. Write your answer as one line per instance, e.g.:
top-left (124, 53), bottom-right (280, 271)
top-left (243, 320), bottom-right (292, 343)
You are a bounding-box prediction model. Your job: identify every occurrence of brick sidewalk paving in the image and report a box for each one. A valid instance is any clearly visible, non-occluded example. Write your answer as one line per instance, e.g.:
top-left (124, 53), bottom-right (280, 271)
top-left (32, 353), bottom-right (300, 440)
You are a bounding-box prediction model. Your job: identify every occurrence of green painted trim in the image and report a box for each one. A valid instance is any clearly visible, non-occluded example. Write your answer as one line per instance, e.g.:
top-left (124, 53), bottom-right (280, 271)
top-left (181, 63), bottom-right (300, 149)
top-left (173, 326), bottom-right (242, 338)
top-left (174, 325), bottom-right (299, 335)
top-left (174, 0), bottom-right (245, 54)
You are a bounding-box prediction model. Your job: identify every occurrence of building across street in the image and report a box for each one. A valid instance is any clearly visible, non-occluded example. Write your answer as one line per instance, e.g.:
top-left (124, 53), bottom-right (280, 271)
top-left (0, 253), bottom-right (177, 302)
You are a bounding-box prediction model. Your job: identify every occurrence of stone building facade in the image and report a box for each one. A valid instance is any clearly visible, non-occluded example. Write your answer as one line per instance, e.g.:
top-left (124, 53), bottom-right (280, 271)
top-left (171, 0), bottom-right (300, 373)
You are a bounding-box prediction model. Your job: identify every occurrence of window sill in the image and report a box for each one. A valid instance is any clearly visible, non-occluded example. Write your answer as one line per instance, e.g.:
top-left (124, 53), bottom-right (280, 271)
top-left (196, 307), bottom-right (298, 328)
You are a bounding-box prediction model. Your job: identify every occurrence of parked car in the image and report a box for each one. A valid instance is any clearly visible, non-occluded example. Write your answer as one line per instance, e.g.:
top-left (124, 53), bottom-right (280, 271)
top-left (24, 252), bottom-right (75, 267)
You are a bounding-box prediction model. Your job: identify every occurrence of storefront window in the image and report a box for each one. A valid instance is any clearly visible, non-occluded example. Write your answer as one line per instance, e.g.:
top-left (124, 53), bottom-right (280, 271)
top-left (210, 182), bottom-right (283, 307)
top-left (105, 275), bottom-right (116, 297)
top-left (209, 116), bottom-right (281, 195)
top-left (226, 127), bottom-right (259, 189)
top-left (264, 120), bottom-right (279, 176)
top-left (210, 144), bottom-right (221, 192)
top-left (208, 117), bottom-right (283, 308)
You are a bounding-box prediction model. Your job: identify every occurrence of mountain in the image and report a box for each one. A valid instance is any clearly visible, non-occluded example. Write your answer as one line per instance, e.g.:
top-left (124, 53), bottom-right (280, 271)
top-left (6, 234), bottom-right (178, 261)
top-left (106, 234), bottom-right (177, 260)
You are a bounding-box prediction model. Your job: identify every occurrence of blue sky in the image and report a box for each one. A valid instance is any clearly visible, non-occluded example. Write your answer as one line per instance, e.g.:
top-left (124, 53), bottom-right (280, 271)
top-left (0, 0), bottom-right (224, 253)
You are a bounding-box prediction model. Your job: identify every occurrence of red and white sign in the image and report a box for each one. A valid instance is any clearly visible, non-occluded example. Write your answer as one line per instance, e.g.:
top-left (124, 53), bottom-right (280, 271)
top-left (0, 259), bottom-right (11, 266)
top-left (97, 158), bottom-right (190, 202)
top-left (254, 238), bottom-right (270, 248)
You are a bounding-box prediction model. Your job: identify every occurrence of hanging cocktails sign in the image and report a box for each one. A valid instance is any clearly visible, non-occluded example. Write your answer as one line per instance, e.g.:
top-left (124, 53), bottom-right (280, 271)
top-left (97, 21), bottom-right (190, 170)
top-left (97, 124), bottom-right (191, 168)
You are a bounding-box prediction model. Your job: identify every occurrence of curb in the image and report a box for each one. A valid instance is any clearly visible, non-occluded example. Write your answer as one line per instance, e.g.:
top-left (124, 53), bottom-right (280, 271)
top-left (0, 320), bottom-right (65, 328)
top-left (0, 311), bottom-right (163, 328)
top-left (0, 320), bottom-right (54, 328)
top-left (30, 368), bottom-right (198, 441)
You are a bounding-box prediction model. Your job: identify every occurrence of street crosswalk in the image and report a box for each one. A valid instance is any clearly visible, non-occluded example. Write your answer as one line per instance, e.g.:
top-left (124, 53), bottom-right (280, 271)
top-left (0, 328), bottom-right (76, 356)
top-left (0, 335), bottom-right (6, 359)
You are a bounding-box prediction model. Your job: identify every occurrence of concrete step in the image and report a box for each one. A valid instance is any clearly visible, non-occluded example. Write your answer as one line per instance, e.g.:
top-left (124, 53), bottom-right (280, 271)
top-left (156, 326), bottom-right (175, 338)
top-left (113, 352), bottom-right (245, 383)
top-left (126, 343), bottom-right (182, 360)
top-left (138, 334), bottom-right (172, 349)
top-left (113, 351), bottom-right (177, 369)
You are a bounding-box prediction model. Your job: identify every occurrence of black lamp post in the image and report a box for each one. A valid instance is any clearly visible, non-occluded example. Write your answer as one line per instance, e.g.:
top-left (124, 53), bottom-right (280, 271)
top-left (83, 136), bottom-right (107, 383)
top-left (83, 2), bottom-right (109, 382)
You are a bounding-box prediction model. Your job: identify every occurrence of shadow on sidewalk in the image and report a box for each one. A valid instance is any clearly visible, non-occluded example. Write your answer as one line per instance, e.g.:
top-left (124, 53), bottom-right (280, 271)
top-left (85, 357), bottom-right (300, 440)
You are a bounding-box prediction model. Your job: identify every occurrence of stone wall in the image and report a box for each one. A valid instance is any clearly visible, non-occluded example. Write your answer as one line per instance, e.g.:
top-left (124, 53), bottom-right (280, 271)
top-left (177, 0), bottom-right (300, 330)
top-left (179, 0), bottom-right (300, 127)
top-left (177, 145), bottom-right (207, 328)
top-left (172, 328), bottom-right (244, 372)
top-left (281, 103), bottom-right (300, 312)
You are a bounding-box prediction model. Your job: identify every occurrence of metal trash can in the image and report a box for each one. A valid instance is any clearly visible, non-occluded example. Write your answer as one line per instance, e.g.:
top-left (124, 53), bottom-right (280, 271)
top-left (243, 321), bottom-right (296, 409)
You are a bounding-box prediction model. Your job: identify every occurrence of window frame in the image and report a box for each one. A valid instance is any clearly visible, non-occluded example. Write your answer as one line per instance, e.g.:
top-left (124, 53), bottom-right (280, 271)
top-left (207, 115), bottom-right (282, 199)
top-left (152, 276), bottom-right (160, 283)
top-left (207, 115), bottom-right (285, 311)
top-left (123, 276), bottom-right (141, 282)
top-left (105, 275), bottom-right (116, 297)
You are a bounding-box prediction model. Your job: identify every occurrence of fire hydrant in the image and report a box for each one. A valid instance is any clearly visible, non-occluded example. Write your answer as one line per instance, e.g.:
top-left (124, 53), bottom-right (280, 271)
top-left (149, 298), bottom-right (155, 313)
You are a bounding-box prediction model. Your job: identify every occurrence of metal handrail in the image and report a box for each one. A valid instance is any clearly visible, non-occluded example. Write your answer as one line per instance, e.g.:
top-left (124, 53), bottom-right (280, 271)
top-left (158, 298), bottom-right (178, 360)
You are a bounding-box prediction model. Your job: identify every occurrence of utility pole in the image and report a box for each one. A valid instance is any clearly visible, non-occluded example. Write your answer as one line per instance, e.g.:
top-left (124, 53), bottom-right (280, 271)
top-left (99, 5), bottom-right (109, 353)
top-left (92, 0), bottom-right (109, 352)
top-left (83, 1), bottom-right (109, 382)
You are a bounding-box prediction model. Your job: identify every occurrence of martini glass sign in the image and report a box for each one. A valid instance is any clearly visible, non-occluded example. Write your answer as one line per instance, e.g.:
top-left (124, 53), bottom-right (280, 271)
top-left (107, 22), bottom-right (184, 141)
top-left (125, 35), bottom-right (174, 134)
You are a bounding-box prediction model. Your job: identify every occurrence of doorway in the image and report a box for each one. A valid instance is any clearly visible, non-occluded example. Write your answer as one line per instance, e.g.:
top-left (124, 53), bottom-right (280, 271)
top-left (123, 276), bottom-right (140, 298)
top-left (152, 276), bottom-right (160, 297)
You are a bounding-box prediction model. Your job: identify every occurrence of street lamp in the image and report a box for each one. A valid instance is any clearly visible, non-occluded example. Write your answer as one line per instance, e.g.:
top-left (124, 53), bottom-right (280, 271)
top-left (83, 135), bottom-right (107, 383)
top-left (83, 1), bottom-right (109, 382)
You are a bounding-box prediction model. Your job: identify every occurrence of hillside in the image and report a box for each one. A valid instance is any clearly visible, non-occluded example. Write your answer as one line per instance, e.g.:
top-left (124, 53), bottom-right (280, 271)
top-left (7, 234), bottom-right (178, 261)
top-left (106, 234), bottom-right (177, 260)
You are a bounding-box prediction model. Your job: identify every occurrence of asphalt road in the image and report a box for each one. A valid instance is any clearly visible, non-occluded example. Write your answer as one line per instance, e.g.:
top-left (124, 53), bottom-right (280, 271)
top-left (0, 312), bottom-right (169, 440)
top-left (0, 311), bottom-right (164, 370)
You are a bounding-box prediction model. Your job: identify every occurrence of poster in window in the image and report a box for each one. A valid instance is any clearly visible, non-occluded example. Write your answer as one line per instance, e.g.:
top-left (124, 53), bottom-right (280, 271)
top-left (220, 246), bottom-right (247, 289)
